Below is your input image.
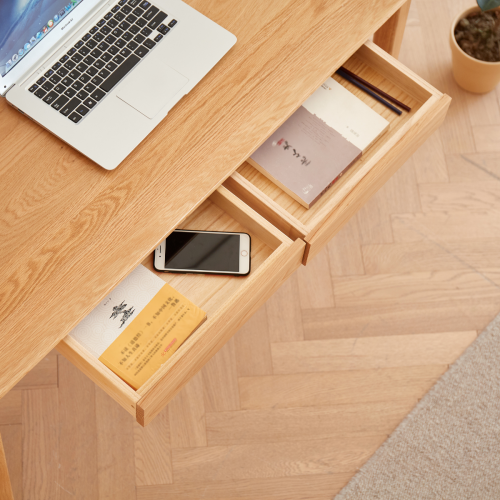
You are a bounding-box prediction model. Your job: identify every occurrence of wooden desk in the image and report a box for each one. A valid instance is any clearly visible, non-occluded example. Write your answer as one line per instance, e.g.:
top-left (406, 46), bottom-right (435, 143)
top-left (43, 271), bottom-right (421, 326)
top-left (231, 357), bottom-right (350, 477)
top-left (0, 0), bottom-right (450, 430)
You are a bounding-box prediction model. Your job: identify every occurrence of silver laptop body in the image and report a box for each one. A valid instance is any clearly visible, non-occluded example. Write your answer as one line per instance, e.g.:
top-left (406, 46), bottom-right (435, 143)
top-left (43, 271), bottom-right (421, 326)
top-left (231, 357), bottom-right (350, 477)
top-left (0, 0), bottom-right (236, 170)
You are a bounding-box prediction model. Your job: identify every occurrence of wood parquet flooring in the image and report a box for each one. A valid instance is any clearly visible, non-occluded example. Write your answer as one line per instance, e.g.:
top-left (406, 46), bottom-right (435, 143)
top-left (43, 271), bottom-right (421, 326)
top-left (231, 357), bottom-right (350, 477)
top-left (2, 0), bottom-right (500, 497)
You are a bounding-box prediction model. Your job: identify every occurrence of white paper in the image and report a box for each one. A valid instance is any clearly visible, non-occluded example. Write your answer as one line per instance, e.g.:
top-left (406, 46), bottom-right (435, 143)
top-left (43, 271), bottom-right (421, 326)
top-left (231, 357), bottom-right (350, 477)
top-left (69, 265), bottom-right (165, 358)
top-left (302, 77), bottom-right (390, 152)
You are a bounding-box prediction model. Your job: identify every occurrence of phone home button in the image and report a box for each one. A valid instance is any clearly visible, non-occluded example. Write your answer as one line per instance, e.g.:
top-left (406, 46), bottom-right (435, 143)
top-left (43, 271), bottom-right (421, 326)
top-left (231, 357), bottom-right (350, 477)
top-left (241, 250), bottom-right (248, 257)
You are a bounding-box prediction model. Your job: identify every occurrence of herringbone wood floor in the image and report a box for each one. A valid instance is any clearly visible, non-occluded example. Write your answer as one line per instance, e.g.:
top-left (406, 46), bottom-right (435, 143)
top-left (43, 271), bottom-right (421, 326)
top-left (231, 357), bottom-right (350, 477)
top-left (2, 1), bottom-right (500, 498)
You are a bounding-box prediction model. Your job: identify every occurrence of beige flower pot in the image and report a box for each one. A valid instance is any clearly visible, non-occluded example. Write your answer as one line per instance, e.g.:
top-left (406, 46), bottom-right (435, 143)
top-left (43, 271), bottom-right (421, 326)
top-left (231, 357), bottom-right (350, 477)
top-left (450, 6), bottom-right (500, 94)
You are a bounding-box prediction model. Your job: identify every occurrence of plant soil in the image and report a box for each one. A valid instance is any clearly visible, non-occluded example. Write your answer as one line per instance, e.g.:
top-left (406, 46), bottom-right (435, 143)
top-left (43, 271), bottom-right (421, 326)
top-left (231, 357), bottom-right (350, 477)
top-left (454, 10), bottom-right (500, 62)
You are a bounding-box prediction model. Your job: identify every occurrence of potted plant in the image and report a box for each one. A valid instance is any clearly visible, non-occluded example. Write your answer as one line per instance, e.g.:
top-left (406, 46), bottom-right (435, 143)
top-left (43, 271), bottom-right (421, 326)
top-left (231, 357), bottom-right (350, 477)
top-left (450, 0), bottom-right (500, 93)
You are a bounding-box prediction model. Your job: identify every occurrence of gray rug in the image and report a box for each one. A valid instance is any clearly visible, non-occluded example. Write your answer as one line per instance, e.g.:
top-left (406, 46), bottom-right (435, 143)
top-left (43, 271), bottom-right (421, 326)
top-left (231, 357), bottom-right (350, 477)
top-left (335, 313), bottom-right (500, 500)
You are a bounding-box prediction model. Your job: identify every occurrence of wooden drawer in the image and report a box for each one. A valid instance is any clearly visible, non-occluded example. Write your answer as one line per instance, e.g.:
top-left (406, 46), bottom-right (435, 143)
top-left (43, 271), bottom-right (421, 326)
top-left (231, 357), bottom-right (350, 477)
top-left (57, 186), bottom-right (305, 426)
top-left (224, 41), bottom-right (451, 264)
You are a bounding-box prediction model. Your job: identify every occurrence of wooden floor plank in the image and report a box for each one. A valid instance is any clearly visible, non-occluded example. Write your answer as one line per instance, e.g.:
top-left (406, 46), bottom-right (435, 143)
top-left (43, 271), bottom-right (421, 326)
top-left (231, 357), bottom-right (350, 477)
top-left (417, 0), bottom-right (476, 154)
top-left (473, 125), bottom-right (500, 153)
top-left (412, 130), bottom-right (449, 184)
top-left (355, 188), bottom-right (394, 245)
top-left (1, 425), bottom-right (22, 500)
top-left (398, 24), bottom-right (449, 184)
top-left (420, 182), bottom-right (500, 213)
top-left (168, 371), bottom-right (207, 449)
top-left (362, 239), bottom-right (500, 274)
top-left (302, 299), bottom-right (499, 340)
top-left (171, 436), bottom-right (386, 482)
top-left (0, 392), bottom-right (22, 426)
top-left (95, 387), bottom-right (136, 500)
top-left (13, 352), bottom-right (58, 391)
top-left (58, 356), bottom-right (98, 500)
top-left (22, 388), bottom-right (59, 500)
top-left (392, 212), bottom-right (500, 242)
top-left (446, 153), bottom-right (500, 183)
top-left (265, 273), bottom-right (304, 342)
top-left (205, 400), bottom-right (416, 446)
top-left (136, 474), bottom-right (353, 500)
top-left (239, 365), bottom-right (447, 410)
top-left (296, 247), bottom-right (335, 309)
top-left (271, 331), bottom-right (476, 374)
top-left (333, 270), bottom-right (500, 308)
top-left (356, 158), bottom-right (421, 246)
top-left (202, 338), bottom-right (240, 412)
top-left (328, 217), bottom-right (365, 277)
top-left (134, 407), bottom-right (172, 486)
top-left (234, 304), bottom-right (273, 377)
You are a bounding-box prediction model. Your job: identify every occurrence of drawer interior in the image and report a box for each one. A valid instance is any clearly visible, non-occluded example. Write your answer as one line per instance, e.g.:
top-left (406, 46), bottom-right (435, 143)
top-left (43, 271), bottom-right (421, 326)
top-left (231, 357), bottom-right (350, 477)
top-left (226, 41), bottom-right (445, 255)
top-left (57, 187), bottom-right (298, 421)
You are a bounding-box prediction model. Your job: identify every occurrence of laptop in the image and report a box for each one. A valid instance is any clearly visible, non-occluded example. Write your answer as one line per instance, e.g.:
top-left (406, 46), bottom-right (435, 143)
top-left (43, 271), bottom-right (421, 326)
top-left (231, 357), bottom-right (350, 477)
top-left (0, 0), bottom-right (236, 170)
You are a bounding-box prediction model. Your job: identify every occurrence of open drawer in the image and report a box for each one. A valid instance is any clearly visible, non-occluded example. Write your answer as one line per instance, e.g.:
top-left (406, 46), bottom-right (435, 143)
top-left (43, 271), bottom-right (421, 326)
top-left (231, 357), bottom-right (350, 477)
top-left (224, 41), bottom-right (451, 264)
top-left (57, 186), bottom-right (305, 426)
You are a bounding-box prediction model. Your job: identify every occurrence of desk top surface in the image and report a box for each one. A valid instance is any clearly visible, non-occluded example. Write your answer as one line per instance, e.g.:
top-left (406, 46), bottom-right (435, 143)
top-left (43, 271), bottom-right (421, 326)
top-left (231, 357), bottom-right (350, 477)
top-left (0, 0), bottom-right (405, 398)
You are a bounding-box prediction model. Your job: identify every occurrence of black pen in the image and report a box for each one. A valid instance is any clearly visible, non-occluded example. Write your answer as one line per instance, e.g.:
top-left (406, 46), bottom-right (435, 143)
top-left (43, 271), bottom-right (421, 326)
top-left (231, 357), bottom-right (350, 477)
top-left (336, 68), bottom-right (403, 116)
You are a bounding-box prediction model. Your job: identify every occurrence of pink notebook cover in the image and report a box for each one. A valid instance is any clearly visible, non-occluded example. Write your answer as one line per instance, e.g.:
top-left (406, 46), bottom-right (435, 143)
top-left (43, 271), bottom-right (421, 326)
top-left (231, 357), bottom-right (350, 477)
top-left (250, 106), bottom-right (362, 208)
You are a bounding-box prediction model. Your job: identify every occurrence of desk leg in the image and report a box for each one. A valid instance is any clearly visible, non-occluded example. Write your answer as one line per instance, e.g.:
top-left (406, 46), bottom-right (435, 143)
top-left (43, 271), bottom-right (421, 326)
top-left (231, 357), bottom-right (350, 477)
top-left (373, 0), bottom-right (411, 59)
top-left (0, 434), bottom-right (14, 500)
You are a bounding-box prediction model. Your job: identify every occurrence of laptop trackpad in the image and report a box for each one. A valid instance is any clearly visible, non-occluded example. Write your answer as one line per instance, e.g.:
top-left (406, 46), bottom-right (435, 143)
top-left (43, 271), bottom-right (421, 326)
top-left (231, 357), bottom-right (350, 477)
top-left (116, 58), bottom-right (189, 119)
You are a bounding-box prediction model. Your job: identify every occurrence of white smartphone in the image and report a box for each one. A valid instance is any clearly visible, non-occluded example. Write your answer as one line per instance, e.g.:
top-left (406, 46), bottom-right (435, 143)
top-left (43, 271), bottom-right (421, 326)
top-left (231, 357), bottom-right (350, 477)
top-left (154, 230), bottom-right (251, 276)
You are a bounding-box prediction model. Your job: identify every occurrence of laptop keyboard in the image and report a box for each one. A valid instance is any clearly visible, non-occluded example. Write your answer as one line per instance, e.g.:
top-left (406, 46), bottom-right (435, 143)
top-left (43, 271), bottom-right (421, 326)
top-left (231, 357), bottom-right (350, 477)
top-left (27, 0), bottom-right (177, 124)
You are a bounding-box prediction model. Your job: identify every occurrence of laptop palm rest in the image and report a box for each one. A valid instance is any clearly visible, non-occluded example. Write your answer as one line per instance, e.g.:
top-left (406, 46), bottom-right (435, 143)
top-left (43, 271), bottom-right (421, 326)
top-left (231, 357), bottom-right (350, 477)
top-left (116, 58), bottom-right (189, 119)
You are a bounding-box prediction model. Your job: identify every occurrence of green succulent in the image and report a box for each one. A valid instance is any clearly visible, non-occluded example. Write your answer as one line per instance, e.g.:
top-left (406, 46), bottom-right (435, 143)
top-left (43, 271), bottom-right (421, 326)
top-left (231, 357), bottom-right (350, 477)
top-left (477, 0), bottom-right (500, 10)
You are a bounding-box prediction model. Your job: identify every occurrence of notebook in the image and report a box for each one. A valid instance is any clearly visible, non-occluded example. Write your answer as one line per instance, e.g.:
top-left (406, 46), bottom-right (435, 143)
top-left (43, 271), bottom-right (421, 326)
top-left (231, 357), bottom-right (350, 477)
top-left (69, 265), bottom-right (206, 389)
top-left (249, 106), bottom-right (362, 208)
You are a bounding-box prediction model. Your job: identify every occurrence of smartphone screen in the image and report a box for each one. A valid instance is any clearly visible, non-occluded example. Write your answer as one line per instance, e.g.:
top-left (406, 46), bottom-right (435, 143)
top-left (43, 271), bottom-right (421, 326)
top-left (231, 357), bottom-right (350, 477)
top-left (164, 231), bottom-right (241, 272)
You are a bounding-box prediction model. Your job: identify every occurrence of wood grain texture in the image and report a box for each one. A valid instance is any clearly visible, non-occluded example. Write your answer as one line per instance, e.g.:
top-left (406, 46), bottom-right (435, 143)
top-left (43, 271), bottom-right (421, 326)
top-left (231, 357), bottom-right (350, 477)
top-left (446, 153), bottom-right (500, 182)
top-left (328, 217), bottom-right (365, 277)
top-left (3, 5), bottom-right (499, 498)
top-left (58, 356), bottom-right (98, 500)
top-left (374, 0), bottom-right (412, 58)
top-left (95, 387), bottom-right (136, 500)
top-left (168, 371), bottom-right (207, 449)
top-left (302, 299), bottom-right (499, 341)
top-left (134, 408), bottom-right (172, 486)
top-left (265, 273), bottom-right (304, 343)
top-left (205, 400), bottom-right (416, 446)
top-left (472, 125), bottom-right (500, 153)
top-left (0, 426), bottom-right (22, 500)
top-left (13, 351), bottom-right (58, 391)
top-left (271, 331), bottom-right (476, 374)
top-left (0, 433), bottom-right (14, 500)
top-left (136, 474), bottom-right (353, 500)
top-left (362, 239), bottom-right (500, 274)
top-left (0, 392), bottom-right (22, 426)
top-left (234, 304), bottom-right (273, 377)
top-left (22, 389), bottom-right (59, 500)
top-left (416, 0), bottom-right (475, 154)
top-left (171, 435), bottom-right (387, 482)
top-left (0, 0), bottom-right (410, 399)
top-left (296, 248), bottom-right (335, 309)
top-left (239, 365), bottom-right (447, 410)
top-left (57, 335), bottom-right (139, 417)
top-left (202, 338), bottom-right (241, 413)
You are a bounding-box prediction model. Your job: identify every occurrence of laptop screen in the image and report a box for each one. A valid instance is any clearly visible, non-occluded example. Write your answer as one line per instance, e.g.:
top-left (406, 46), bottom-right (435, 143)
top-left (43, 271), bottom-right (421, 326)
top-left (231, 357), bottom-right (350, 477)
top-left (0, 0), bottom-right (86, 78)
